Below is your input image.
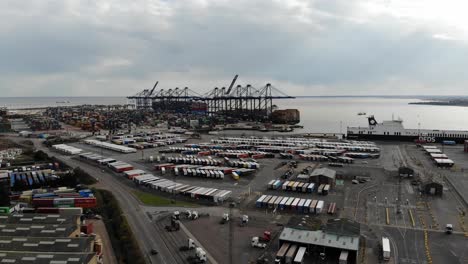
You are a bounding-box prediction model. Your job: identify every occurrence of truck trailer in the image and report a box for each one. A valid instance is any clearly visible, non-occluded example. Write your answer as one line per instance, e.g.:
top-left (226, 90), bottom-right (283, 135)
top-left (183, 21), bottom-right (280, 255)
top-left (382, 237), bottom-right (391, 261)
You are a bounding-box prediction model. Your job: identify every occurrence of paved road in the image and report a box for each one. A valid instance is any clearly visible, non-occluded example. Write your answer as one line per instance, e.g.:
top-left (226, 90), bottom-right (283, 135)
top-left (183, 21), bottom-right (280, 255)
top-left (13, 137), bottom-right (180, 264)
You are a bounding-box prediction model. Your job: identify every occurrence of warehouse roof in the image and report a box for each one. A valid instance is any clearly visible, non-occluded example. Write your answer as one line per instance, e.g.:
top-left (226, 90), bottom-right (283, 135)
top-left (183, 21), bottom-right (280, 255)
top-left (279, 227), bottom-right (359, 251)
top-left (0, 236), bottom-right (93, 253)
top-left (310, 168), bottom-right (336, 179)
top-left (0, 223), bottom-right (78, 237)
top-left (0, 214), bottom-right (79, 225)
top-left (0, 251), bottom-right (96, 264)
top-left (296, 174), bottom-right (310, 180)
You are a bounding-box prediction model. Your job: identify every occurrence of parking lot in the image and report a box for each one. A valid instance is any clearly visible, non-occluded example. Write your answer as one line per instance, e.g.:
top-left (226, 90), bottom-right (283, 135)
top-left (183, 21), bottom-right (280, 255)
top-left (62, 135), bottom-right (468, 264)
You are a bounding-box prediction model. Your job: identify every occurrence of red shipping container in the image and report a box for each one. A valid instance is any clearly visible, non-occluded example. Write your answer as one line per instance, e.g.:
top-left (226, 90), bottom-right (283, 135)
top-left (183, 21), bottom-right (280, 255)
top-left (58, 193), bottom-right (82, 198)
top-left (94, 242), bottom-right (102, 254)
top-left (9, 195), bottom-right (20, 201)
top-left (75, 197), bottom-right (97, 208)
top-left (80, 222), bottom-right (94, 234)
top-left (117, 166), bottom-right (134, 172)
top-left (154, 163), bottom-right (174, 170)
top-left (74, 198), bottom-right (96, 204)
top-left (74, 203), bottom-right (96, 208)
top-left (32, 198), bottom-right (54, 207)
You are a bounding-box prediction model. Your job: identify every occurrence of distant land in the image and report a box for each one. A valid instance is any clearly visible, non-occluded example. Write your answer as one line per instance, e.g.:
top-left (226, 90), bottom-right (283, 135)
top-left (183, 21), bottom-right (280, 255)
top-left (409, 98), bottom-right (468, 107)
top-left (298, 95), bottom-right (468, 99)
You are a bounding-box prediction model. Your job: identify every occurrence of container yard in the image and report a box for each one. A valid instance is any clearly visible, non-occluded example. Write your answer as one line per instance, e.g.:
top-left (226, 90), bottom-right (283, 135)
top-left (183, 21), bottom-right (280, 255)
top-left (2, 123), bottom-right (468, 264)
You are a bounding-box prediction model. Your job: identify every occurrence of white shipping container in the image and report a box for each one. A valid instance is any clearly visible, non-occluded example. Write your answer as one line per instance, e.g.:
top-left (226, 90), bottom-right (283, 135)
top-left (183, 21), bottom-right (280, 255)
top-left (315, 200), bottom-right (324, 214)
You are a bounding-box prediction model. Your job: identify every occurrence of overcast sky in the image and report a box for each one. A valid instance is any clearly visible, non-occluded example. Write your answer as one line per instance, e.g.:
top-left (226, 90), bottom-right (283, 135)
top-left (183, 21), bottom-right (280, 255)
top-left (2, 0), bottom-right (468, 97)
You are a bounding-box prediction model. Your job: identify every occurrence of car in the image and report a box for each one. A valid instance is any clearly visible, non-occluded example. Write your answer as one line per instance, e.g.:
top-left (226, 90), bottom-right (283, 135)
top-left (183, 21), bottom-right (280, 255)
top-left (352, 180), bottom-right (359, 184)
top-left (361, 161), bottom-right (369, 164)
top-left (150, 249), bottom-right (158, 255)
top-left (359, 179), bottom-right (367, 183)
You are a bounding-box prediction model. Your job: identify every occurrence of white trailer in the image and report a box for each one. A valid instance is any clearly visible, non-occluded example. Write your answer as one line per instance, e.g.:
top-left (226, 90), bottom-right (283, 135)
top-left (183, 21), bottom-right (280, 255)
top-left (293, 247), bottom-right (307, 264)
top-left (382, 237), bottom-right (391, 261)
top-left (339, 250), bottom-right (349, 264)
top-left (315, 200), bottom-right (324, 214)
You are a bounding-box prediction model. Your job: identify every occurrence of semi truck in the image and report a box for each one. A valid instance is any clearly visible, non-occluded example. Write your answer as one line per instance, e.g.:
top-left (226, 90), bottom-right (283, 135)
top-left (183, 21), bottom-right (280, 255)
top-left (315, 200), bottom-right (324, 214)
top-left (275, 243), bottom-right (290, 263)
top-left (285, 244), bottom-right (298, 264)
top-left (382, 237), bottom-right (391, 261)
top-left (293, 247), bottom-right (306, 264)
top-left (446, 224), bottom-right (453, 234)
top-left (251, 237), bottom-right (267, 248)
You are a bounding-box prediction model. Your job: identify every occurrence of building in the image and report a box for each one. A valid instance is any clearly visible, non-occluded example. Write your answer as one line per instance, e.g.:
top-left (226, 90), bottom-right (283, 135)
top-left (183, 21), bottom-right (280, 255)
top-left (0, 213), bottom-right (100, 264)
top-left (0, 236), bottom-right (95, 252)
top-left (0, 213), bottom-right (80, 225)
top-left (424, 181), bottom-right (443, 196)
top-left (270, 109), bottom-right (300, 124)
top-left (0, 252), bottom-right (97, 264)
top-left (309, 168), bottom-right (336, 187)
top-left (278, 218), bottom-right (360, 264)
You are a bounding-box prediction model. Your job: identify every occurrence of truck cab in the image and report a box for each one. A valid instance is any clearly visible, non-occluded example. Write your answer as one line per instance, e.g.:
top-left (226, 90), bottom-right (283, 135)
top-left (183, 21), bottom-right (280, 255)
top-left (446, 224), bottom-right (453, 234)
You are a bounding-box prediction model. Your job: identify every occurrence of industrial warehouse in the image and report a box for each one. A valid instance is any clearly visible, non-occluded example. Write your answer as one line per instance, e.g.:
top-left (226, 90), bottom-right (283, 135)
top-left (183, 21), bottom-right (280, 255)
top-left (0, 211), bottom-right (101, 264)
top-left (277, 219), bottom-right (360, 264)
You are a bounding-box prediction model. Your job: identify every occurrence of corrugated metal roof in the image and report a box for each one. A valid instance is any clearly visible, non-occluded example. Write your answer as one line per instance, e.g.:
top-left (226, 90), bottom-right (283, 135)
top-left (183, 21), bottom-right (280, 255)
top-left (310, 168), bottom-right (336, 179)
top-left (279, 227), bottom-right (359, 251)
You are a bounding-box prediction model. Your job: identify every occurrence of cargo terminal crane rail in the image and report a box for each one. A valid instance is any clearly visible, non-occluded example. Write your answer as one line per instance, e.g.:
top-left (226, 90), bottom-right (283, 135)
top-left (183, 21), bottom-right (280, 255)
top-left (127, 75), bottom-right (296, 122)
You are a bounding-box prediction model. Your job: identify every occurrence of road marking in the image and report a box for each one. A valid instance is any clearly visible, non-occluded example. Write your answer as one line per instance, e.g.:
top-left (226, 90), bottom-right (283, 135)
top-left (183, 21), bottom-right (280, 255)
top-left (386, 208), bottom-right (390, 225)
top-left (408, 209), bottom-right (416, 227)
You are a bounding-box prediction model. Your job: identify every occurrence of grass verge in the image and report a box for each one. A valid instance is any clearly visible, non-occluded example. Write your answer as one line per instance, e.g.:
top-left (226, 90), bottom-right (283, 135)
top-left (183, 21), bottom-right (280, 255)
top-left (132, 190), bottom-right (198, 207)
top-left (94, 189), bottom-right (146, 264)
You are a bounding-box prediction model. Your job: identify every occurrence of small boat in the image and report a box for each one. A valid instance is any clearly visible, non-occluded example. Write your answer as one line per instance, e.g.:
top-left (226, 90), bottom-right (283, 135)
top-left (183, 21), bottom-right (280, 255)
top-left (357, 112), bottom-right (366, 116)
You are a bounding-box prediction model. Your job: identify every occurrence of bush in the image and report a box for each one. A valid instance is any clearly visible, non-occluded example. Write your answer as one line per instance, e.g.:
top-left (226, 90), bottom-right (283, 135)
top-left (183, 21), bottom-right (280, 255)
top-left (93, 189), bottom-right (145, 264)
top-left (33, 150), bottom-right (51, 161)
top-left (72, 167), bottom-right (97, 185)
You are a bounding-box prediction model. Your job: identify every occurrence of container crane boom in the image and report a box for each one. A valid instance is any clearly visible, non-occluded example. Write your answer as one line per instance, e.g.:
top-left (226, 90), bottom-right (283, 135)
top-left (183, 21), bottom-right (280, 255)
top-left (148, 81), bottom-right (159, 97)
top-left (226, 75), bottom-right (238, 95)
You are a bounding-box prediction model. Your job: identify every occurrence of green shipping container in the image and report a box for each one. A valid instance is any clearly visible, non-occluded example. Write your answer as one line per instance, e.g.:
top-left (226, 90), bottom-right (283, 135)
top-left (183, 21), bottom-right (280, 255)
top-left (0, 207), bottom-right (10, 214)
top-left (55, 204), bottom-right (72, 208)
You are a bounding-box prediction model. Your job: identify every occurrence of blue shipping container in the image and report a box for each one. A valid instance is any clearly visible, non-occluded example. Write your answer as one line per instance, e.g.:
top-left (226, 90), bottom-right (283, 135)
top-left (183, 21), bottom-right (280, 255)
top-left (256, 195), bottom-right (266, 208)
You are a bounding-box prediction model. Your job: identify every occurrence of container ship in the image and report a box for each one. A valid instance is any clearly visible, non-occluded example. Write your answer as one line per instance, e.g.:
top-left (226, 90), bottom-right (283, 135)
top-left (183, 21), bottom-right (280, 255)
top-left (347, 116), bottom-right (468, 143)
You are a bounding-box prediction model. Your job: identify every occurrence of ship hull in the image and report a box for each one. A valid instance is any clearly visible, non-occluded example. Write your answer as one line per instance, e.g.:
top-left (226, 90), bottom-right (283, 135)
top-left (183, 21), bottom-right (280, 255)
top-left (347, 134), bottom-right (466, 144)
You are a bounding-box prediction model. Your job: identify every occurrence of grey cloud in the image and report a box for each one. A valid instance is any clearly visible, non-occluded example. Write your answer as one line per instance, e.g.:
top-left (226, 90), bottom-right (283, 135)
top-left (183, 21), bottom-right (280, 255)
top-left (0, 0), bottom-right (468, 96)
